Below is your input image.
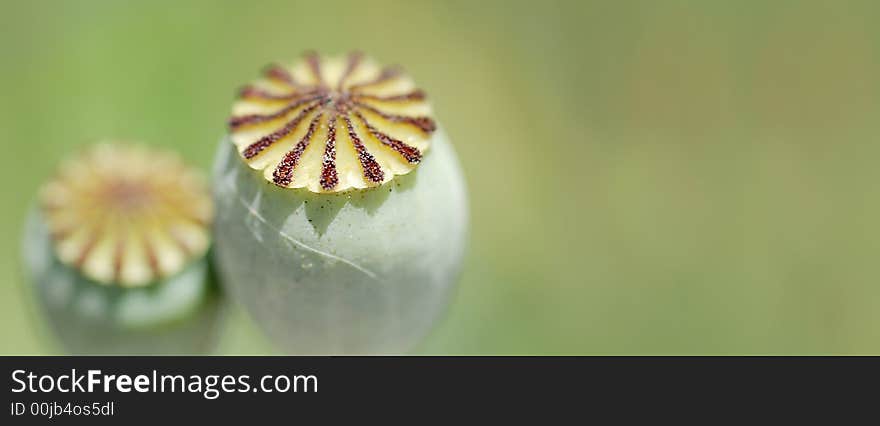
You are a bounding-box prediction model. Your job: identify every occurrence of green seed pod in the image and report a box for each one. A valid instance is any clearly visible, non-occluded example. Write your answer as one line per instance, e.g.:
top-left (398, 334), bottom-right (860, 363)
top-left (212, 52), bottom-right (468, 354)
top-left (22, 144), bottom-right (224, 355)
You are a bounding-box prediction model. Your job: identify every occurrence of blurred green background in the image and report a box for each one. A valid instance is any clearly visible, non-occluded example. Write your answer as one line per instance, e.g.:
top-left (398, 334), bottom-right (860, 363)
top-left (2, 0), bottom-right (880, 354)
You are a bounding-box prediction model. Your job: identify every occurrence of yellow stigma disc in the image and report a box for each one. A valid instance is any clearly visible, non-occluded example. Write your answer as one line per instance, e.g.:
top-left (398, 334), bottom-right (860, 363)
top-left (40, 143), bottom-right (213, 287)
top-left (228, 51), bottom-right (436, 193)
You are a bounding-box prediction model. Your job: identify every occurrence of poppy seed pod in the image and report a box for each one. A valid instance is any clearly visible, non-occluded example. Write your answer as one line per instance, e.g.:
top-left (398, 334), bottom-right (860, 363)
top-left (22, 144), bottom-right (224, 354)
top-left (212, 52), bottom-right (468, 354)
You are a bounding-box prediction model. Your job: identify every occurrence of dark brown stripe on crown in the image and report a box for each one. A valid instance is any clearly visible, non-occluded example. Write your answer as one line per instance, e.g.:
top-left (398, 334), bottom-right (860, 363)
top-left (74, 228), bottom-right (101, 269)
top-left (354, 111), bottom-right (422, 163)
top-left (142, 237), bottom-right (161, 279)
top-left (264, 64), bottom-right (300, 86)
top-left (337, 51), bottom-right (364, 91)
top-left (348, 66), bottom-right (402, 91)
top-left (168, 227), bottom-right (194, 257)
top-left (229, 95), bottom-right (323, 129)
top-left (304, 51), bottom-right (324, 86)
top-left (112, 236), bottom-right (124, 284)
top-left (239, 86), bottom-right (320, 102)
top-left (49, 226), bottom-right (74, 241)
top-left (272, 112), bottom-right (324, 187)
top-left (343, 115), bottom-right (384, 183)
top-left (354, 101), bottom-right (436, 134)
top-left (353, 90), bottom-right (426, 103)
top-left (242, 101), bottom-right (324, 159)
top-left (320, 113), bottom-right (339, 190)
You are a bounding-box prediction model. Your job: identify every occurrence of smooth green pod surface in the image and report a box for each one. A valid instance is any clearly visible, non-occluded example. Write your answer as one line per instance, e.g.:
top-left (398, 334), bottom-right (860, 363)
top-left (212, 128), bottom-right (468, 354)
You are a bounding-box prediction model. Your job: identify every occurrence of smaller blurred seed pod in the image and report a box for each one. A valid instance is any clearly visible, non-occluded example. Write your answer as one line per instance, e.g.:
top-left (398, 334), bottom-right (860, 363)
top-left (213, 51), bottom-right (468, 354)
top-left (22, 143), bottom-right (224, 355)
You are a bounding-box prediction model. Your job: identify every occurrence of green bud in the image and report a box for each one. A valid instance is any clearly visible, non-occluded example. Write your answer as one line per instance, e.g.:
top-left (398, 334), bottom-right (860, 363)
top-left (22, 144), bottom-right (225, 354)
top-left (212, 52), bottom-right (467, 353)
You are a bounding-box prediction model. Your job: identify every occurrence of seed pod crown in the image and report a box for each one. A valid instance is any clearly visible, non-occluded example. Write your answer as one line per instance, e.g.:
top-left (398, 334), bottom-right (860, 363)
top-left (228, 51), bottom-right (436, 193)
top-left (40, 144), bottom-right (213, 286)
